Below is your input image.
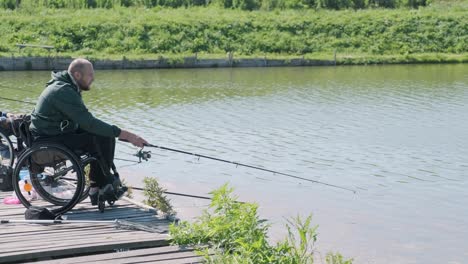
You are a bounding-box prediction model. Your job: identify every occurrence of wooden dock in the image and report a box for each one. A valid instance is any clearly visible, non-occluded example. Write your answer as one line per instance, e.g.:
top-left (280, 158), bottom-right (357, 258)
top-left (0, 191), bottom-right (204, 263)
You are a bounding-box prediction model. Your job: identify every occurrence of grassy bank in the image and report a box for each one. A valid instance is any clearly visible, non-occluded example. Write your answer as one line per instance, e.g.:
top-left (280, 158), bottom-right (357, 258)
top-left (0, 3), bottom-right (466, 65)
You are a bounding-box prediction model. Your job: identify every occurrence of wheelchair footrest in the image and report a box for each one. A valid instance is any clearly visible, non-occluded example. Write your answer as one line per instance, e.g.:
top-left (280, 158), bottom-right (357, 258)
top-left (96, 184), bottom-right (128, 213)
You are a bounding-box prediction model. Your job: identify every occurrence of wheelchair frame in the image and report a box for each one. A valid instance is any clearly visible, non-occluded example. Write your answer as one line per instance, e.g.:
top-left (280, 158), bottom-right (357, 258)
top-left (0, 119), bottom-right (120, 215)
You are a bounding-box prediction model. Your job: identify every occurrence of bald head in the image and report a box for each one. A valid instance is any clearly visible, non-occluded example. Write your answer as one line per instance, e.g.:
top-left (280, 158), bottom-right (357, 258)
top-left (68, 58), bottom-right (94, 91)
top-left (68, 58), bottom-right (92, 73)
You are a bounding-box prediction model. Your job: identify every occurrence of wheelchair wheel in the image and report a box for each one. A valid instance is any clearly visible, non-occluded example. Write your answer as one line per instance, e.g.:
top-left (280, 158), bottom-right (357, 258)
top-left (0, 131), bottom-right (14, 167)
top-left (13, 143), bottom-right (85, 215)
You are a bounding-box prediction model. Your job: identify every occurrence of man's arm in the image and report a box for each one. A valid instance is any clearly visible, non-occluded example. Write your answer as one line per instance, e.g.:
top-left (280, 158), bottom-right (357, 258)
top-left (53, 88), bottom-right (120, 137)
top-left (52, 87), bottom-right (148, 147)
top-left (118, 130), bottom-right (148, 148)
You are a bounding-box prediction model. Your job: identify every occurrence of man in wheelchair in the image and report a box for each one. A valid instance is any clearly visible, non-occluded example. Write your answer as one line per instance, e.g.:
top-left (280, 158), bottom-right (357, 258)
top-left (29, 58), bottom-right (148, 206)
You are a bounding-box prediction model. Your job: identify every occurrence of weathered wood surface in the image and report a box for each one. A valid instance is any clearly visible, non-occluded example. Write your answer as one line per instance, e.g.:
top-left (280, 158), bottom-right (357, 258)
top-left (34, 245), bottom-right (205, 264)
top-left (0, 191), bottom-right (202, 263)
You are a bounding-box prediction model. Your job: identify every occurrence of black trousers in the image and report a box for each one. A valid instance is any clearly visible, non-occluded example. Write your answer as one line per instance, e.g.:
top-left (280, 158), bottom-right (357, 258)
top-left (34, 132), bottom-right (116, 188)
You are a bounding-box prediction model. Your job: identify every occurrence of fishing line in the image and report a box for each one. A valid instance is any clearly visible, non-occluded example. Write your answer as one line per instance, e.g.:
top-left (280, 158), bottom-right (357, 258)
top-left (0, 89), bottom-right (356, 193)
top-left (130, 186), bottom-right (215, 201)
top-left (0, 85), bottom-right (39, 94)
top-left (114, 157), bottom-right (140, 163)
top-left (0, 219), bottom-right (163, 233)
top-left (0, 96), bottom-right (35, 105)
top-left (123, 140), bottom-right (356, 193)
top-left (0, 86), bottom-right (39, 105)
top-left (117, 162), bottom-right (142, 169)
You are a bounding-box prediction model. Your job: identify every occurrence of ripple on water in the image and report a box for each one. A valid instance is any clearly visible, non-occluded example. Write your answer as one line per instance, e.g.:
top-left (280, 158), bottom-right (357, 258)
top-left (1, 65), bottom-right (467, 264)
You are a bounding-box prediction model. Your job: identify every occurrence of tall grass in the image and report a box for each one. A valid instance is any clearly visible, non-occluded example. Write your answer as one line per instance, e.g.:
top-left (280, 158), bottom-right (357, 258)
top-left (0, 6), bottom-right (466, 60)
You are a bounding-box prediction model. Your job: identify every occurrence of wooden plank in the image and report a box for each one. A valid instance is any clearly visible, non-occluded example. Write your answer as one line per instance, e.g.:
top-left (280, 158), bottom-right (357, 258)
top-left (133, 256), bottom-right (203, 264)
top-left (0, 223), bottom-right (116, 235)
top-left (42, 252), bottom-right (204, 264)
top-left (0, 211), bottom-right (24, 217)
top-left (0, 205), bottom-right (159, 221)
top-left (0, 233), bottom-right (166, 254)
top-left (0, 235), bottom-right (168, 257)
top-left (0, 227), bottom-right (138, 243)
top-left (0, 191), bottom-right (183, 264)
top-left (95, 251), bottom-right (202, 264)
top-left (66, 210), bottom-right (157, 219)
top-left (33, 246), bottom-right (197, 264)
top-left (0, 224), bottom-right (116, 235)
top-left (0, 227), bottom-right (130, 240)
top-left (0, 217), bottom-right (168, 235)
top-left (0, 236), bottom-right (170, 263)
top-left (0, 230), bottom-right (165, 250)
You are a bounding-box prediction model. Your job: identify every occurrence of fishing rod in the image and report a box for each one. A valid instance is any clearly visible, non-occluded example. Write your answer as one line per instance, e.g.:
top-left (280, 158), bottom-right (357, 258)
top-left (1, 219), bottom-right (118, 224)
top-left (131, 186), bottom-right (213, 201)
top-left (0, 96), bottom-right (35, 105)
top-left (123, 140), bottom-right (356, 193)
top-left (0, 219), bottom-right (162, 233)
top-left (0, 90), bottom-right (355, 193)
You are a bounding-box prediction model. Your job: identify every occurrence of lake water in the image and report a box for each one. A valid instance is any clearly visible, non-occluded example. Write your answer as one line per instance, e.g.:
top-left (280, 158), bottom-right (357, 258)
top-left (0, 64), bottom-right (467, 264)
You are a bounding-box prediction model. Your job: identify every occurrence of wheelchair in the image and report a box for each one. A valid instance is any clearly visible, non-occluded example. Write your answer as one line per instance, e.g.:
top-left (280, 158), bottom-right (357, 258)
top-left (0, 116), bottom-right (125, 215)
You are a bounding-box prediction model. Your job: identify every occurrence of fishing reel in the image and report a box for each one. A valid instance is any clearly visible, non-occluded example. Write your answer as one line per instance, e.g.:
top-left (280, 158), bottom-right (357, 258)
top-left (135, 149), bottom-right (151, 162)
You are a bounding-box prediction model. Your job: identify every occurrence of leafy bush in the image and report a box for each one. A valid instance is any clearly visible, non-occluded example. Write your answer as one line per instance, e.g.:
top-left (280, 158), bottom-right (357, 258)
top-left (0, 0), bottom-right (17, 9)
top-left (143, 177), bottom-right (174, 216)
top-left (170, 184), bottom-right (353, 263)
top-left (326, 252), bottom-right (354, 264)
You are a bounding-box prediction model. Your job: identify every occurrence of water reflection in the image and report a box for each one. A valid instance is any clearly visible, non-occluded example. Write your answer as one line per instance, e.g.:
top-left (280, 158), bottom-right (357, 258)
top-left (0, 64), bottom-right (467, 264)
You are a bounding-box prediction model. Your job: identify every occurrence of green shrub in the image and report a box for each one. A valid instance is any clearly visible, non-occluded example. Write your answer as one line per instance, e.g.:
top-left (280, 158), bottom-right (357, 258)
top-left (143, 177), bottom-right (174, 216)
top-left (0, 0), bottom-right (17, 9)
top-left (326, 252), bottom-right (354, 264)
top-left (170, 184), bottom-right (353, 263)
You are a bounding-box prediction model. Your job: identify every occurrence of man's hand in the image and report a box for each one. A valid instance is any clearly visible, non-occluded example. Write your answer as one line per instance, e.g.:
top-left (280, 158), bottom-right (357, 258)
top-left (118, 129), bottom-right (148, 148)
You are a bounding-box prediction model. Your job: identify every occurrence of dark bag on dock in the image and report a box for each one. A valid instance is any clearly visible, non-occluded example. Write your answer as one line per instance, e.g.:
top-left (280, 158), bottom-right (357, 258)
top-left (0, 164), bottom-right (13, 191)
top-left (25, 206), bottom-right (62, 220)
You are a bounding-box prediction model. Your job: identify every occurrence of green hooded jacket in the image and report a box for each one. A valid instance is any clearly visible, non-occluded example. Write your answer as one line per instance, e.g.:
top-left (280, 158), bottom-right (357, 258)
top-left (30, 71), bottom-right (121, 137)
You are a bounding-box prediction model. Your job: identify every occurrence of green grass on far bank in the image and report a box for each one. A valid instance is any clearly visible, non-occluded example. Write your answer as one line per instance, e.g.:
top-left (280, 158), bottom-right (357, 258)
top-left (2, 52), bottom-right (466, 66)
top-left (0, 4), bottom-right (466, 65)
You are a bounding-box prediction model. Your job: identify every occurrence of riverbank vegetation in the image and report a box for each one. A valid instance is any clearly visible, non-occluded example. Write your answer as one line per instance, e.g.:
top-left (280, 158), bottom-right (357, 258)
top-left (0, 0), bottom-right (439, 10)
top-left (143, 177), bottom-right (175, 216)
top-left (169, 184), bottom-right (353, 263)
top-left (0, 0), bottom-right (466, 64)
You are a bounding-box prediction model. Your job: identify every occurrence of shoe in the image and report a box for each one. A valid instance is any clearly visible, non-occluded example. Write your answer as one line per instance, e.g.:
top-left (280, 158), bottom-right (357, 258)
top-left (98, 183), bottom-right (127, 201)
top-left (114, 185), bottom-right (128, 200)
top-left (112, 176), bottom-right (122, 191)
top-left (99, 184), bottom-right (116, 200)
top-left (89, 187), bottom-right (99, 206)
top-left (111, 176), bottom-right (127, 200)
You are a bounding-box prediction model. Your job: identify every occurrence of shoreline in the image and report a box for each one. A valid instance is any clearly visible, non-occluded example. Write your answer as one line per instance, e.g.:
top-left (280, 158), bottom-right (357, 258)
top-left (0, 54), bottom-right (466, 71)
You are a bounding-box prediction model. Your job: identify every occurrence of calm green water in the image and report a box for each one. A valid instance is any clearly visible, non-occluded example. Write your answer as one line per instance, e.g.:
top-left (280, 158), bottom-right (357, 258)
top-left (1, 64), bottom-right (467, 264)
